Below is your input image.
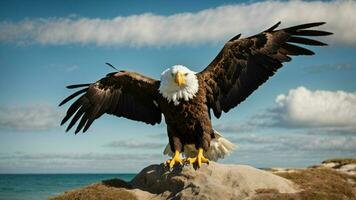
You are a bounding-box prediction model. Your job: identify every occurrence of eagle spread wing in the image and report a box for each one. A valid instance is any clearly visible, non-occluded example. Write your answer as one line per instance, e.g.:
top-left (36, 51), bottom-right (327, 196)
top-left (198, 22), bottom-right (332, 118)
top-left (59, 71), bottom-right (162, 133)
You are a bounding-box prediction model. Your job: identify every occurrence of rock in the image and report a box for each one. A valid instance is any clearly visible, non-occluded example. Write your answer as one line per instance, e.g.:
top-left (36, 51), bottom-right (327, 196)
top-left (337, 164), bottom-right (356, 175)
top-left (321, 162), bottom-right (338, 168)
top-left (51, 162), bottom-right (299, 200)
top-left (313, 158), bottom-right (356, 176)
top-left (267, 167), bottom-right (299, 173)
top-left (130, 162), bottom-right (298, 200)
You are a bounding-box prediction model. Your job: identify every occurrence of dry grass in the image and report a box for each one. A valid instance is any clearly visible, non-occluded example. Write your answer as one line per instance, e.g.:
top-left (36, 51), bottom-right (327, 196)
top-left (281, 168), bottom-right (355, 199)
top-left (50, 182), bottom-right (137, 200)
top-left (252, 168), bottom-right (356, 200)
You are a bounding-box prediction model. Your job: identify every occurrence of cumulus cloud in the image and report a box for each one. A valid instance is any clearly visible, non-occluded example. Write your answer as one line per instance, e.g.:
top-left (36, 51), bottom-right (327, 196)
top-left (217, 87), bottom-right (356, 133)
top-left (271, 87), bottom-right (356, 131)
top-left (0, 103), bottom-right (63, 131)
top-left (0, 1), bottom-right (354, 47)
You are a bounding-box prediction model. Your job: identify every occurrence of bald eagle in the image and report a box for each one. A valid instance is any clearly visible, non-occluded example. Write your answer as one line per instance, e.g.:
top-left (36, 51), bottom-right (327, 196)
top-left (60, 22), bottom-right (332, 168)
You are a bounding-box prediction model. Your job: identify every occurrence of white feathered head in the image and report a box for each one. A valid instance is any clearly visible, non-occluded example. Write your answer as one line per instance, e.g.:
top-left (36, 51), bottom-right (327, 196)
top-left (159, 65), bottom-right (199, 105)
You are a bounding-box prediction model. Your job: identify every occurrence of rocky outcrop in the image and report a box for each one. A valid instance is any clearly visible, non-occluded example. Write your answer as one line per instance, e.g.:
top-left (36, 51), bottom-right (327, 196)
top-left (51, 162), bottom-right (298, 200)
top-left (51, 159), bottom-right (356, 200)
top-left (131, 162), bottom-right (298, 200)
top-left (317, 158), bottom-right (356, 176)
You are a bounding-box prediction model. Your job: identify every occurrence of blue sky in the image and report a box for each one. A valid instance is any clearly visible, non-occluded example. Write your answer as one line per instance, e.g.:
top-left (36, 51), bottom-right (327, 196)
top-left (0, 0), bottom-right (355, 173)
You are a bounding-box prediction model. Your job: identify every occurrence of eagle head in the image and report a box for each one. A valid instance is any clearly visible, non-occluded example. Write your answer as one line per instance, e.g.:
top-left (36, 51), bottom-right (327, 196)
top-left (159, 65), bottom-right (199, 105)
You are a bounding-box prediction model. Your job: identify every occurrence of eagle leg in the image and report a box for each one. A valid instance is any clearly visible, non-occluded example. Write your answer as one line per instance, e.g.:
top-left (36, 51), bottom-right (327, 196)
top-left (165, 150), bottom-right (183, 169)
top-left (185, 148), bottom-right (209, 168)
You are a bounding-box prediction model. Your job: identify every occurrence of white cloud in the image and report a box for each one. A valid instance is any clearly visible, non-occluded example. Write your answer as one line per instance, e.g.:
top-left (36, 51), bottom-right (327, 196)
top-left (273, 87), bottom-right (356, 131)
top-left (65, 64), bottom-right (80, 72)
top-left (0, 1), bottom-right (354, 47)
top-left (0, 152), bottom-right (159, 161)
top-left (217, 87), bottom-right (356, 133)
top-left (215, 122), bottom-right (255, 133)
top-left (0, 103), bottom-right (63, 131)
top-left (305, 63), bottom-right (353, 74)
top-left (237, 133), bottom-right (356, 152)
top-left (224, 131), bottom-right (356, 168)
top-left (0, 152), bottom-right (164, 173)
top-left (103, 140), bottom-right (165, 149)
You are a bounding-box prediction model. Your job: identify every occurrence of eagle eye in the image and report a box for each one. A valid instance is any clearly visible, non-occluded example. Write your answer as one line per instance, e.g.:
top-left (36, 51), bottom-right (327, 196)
top-left (184, 73), bottom-right (189, 76)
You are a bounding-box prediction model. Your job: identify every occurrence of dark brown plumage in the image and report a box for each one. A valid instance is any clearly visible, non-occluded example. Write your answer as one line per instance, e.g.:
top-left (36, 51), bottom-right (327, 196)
top-left (199, 22), bottom-right (332, 118)
top-left (60, 71), bottom-right (162, 133)
top-left (59, 22), bottom-right (332, 168)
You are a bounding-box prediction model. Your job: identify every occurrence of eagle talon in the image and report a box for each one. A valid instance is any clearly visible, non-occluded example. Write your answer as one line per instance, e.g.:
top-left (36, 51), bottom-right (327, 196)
top-left (185, 148), bottom-right (209, 168)
top-left (165, 150), bottom-right (183, 169)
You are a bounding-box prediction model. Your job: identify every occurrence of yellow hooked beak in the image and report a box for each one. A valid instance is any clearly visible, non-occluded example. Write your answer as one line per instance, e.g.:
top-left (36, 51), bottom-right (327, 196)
top-left (174, 71), bottom-right (186, 87)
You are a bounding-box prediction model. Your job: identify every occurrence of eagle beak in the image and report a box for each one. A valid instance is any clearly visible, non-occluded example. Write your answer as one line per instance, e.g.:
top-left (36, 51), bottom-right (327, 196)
top-left (174, 72), bottom-right (186, 87)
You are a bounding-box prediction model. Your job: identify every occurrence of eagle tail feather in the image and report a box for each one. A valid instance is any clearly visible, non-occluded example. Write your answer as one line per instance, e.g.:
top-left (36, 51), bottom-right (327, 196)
top-left (206, 130), bottom-right (236, 161)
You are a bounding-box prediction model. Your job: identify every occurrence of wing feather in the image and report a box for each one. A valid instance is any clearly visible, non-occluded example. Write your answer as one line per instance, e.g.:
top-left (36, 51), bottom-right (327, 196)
top-left (59, 88), bottom-right (88, 106)
top-left (288, 36), bottom-right (327, 46)
top-left (66, 84), bottom-right (91, 89)
top-left (199, 22), bottom-right (332, 118)
top-left (294, 29), bottom-right (332, 36)
top-left (66, 105), bottom-right (86, 132)
top-left (60, 71), bottom-right (162, 133)
top-left (60, 97), bottom-right (83, 125)
top-left (282, 43), bottom-right (315, 55)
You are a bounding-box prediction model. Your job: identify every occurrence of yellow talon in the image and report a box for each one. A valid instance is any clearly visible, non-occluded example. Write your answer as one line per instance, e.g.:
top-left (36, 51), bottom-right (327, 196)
top-left (185, 148), bottom-right (209, 168)
top-left (165, 150), bottom-right (183, 169)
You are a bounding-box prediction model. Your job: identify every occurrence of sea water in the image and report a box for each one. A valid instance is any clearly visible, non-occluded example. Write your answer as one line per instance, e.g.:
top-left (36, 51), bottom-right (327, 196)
top-left (0, 174), bottom-right (136, 200)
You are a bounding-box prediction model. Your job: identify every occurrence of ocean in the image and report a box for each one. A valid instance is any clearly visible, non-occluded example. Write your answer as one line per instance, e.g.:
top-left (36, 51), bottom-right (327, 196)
top-left (0, 174), bottom-right (136, 200)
